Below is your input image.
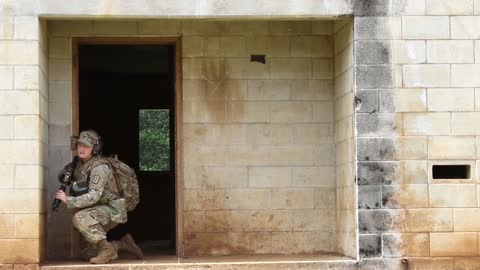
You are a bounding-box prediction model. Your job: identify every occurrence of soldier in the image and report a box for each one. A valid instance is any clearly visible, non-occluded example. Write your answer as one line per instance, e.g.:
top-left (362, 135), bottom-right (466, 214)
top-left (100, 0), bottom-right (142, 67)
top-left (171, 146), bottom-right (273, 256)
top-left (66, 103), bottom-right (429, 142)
top-left (55, 130), bottom-right (143, 264)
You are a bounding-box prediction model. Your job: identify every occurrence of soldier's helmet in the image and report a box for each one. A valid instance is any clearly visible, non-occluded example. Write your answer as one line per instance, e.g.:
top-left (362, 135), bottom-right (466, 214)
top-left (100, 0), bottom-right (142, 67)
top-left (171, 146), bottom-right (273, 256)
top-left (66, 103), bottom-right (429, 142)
top-left (77, 130), bottom-right (103, 155)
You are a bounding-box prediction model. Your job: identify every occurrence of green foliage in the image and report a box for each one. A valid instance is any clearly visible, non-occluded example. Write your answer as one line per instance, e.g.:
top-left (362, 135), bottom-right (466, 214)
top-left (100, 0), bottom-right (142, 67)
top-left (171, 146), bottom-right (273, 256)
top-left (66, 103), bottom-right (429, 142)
top-left (139, 110), bottom-right (170, 171)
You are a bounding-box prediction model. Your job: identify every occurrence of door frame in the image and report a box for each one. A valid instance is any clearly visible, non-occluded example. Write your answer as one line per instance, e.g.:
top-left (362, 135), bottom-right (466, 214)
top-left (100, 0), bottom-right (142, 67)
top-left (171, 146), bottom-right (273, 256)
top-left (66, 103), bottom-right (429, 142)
top-left (71, 36), bottom-right (184, 256)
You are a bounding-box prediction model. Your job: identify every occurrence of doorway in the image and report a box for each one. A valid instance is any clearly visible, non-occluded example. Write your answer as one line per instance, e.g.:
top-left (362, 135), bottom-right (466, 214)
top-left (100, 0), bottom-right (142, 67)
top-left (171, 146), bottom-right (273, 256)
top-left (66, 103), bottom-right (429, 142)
top-left (74, 38), bottom-right (180, 255)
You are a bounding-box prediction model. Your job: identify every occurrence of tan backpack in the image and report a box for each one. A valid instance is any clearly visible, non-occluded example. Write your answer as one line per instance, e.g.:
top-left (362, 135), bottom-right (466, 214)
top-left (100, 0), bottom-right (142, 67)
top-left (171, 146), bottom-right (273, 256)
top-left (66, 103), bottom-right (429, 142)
top-left (102, 156), bottom-right (140, 212)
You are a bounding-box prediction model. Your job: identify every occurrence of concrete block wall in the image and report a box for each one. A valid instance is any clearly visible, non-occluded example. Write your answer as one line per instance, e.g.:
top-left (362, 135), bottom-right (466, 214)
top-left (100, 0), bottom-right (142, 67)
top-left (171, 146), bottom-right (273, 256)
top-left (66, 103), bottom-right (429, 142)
top-left (355, 0), bottom-right (480, 268)
top-left (333, 19), bottom-right (357, 258)
top-left (45, 19), bottom-right (358, 257)
top-left (0, 1), bottom-right (46, 267)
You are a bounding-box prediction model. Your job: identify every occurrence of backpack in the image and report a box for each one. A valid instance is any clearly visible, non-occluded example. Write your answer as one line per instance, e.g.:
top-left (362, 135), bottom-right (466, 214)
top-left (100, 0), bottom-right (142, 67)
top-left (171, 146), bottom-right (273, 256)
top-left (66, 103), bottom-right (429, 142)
top-left (101, 156), bottom-right (140, 212)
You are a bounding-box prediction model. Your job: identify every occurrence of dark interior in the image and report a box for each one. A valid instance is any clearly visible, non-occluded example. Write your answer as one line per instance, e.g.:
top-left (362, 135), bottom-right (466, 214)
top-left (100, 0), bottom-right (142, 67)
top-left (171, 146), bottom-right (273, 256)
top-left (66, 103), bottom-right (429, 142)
top-left (79, 44), bottom-right (176, 254)
top-left (432, 165), bottom-right (470, 179)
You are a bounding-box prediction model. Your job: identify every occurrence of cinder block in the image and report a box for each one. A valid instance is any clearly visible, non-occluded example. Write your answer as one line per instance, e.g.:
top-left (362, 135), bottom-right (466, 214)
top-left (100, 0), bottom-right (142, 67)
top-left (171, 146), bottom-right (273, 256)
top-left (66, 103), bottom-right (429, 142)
top-left (292, 167), bottom-right (335, 187)
top-left (314, 187), bottom-right (336, 208)
top-left (358, 209), bottom-right (405, 233)
top-left (312, 59), bottom-right (333, 79)
top-left (13, 16), bottom-right (37, 40)
top-left (48, 37), bottom-right (70, 59)
top-left (402, 16), bottom-right (450, 39)
top-left (335, 116), bottom-right (353, 142)
top-left (0, 16), bottom-right (13, 39)
top-left (403, 64), bottom-right (450, 87)
top-left (337, 186), bottom-right (356, 209)
top-left (426, 0), bottom-right (474, 14)
top-left (184, 58), bottom-right (225, 80)
top-left (206, 37), bottom-right (247, 57)
top-left (182, 36), bottom-right (203, 57)
top-left (15, 165), bottom-right (41, 189)
top-left (227, 102), bottom-right (269, 123)
top-left (335, 44), bottom-right (353, 77)
top-left (184, 124), bottom-right (246, 145)
top-left (428, 136), bottom-right (475, 159)
top-left (291, 80), bottom-right (333, 101)
top-left (247, 210), bottom-right (291, 231)
top-left (356, 65), bottom-right (393, 89)
top-left (0, 41), bottom-right (38, 65)
top-left (246, 36), bottom-right (289, 57)
top-left (225, 58), bottom-right (268, 79)
top-left (354, 17), bottom-right (401, 40)
top-left (183, 144), bottom-right (225, 166)
top-left (93, 20), bottom-right (137, 35)
top-left (334, 68), bottom-right (354, 97)
top-left (0, 116), bottom-right (14, 139)
top-left (205, 211), bottom-right (247, 232)
top-left (359, 234), bottom-right (381, 258)
top-left (0, 66), bottom-right (13, 90)
top-left (270, 188), bottom-right (315, 209)
top-left (269, 102), bottom-right (313, 123)
top-left (355, 90), bottom-right (378, 113)
top-left (405, 208), bottom-right (453, 232)
top-left (455, 258), bottom-right (480, 269)
top-left (0, 189), bottom-right (41, 213)
top-left (247, 124), bottom-right (291, 145)
top-left (392, 40), bottom-right (426, 64)
top-left (48, 20), bottom-right (94, 37)
top-left (430, 232), bottom-right (477, 256)
top-left (184, 211), bottom-right (205, 233)
top-left (0, 140), bottom-right (39, 164)
top-left (292, 209), bottom-right (335, 231)
top-left (204, 190), bottom-right (227, 210)
top-left (452, 64), bottom-right (480, 87)
top-left (268, 21), bottom-right (312, 35)
top-left (228, 189), bottom-right (270, 209)
top-left (138, 20), bottom-right (181, 35)
top-left (476, 41), bottom-right (480, 63)
top-left (379, 89), bottom-right (427, 112)
top-left (0, 165), bottom-right (14, 189)
top-left (358, 185), bottom-right (381, 209)
top-left (0, 239), bottom-right (39, 263)
top-left (355, 41), bottom-right (391, 65)
top-left (313, 102), bottom-right (334, 122)
top-left (315, 231), bottom-right (336, 252)
top-left (291, 36), bottom-right (333, 58)
top-left (270, 58), bottom-right (311, 79)
top-left (14, 66), bottom-right (39, 90)
top-left (248, 167), bottom-right (291, 188)
top-left (271, 232), bottom-right (316, 254)
top-left (183, 79), bottom-right (205, 101)
top-left (451, 16), bottom-right (480, 39)
top-left (334, 20), bottom-right (352, 54)
top-left (183, 101), bottom-right (225, 123)
top-left (353, 0), bottom-right (394, 16)
top-left (453, 209), bottom-right (480, 231)
top-left (382, 184), bottom-right (429, 208)
top-left (0, 214), bottom-right (14, 238)
top-left (476, 0), bottom-right (480, 14)
top-left (430, 184), bottom-right (477, 207)
top-left (223, 21), bottom-right (268, 36)
top-left (14, 214), bottom-right (41, 238)
top-left (452, 112), bottom-right (480, 135)
top-left (357, 137), bottom-right (427, 161)
top-left (336, 94), bottom-right (354, 123)
top-left (312, 21), bottom-right (333, 35)
top-left (48, 58), bottom-right (71, 81)
top-left (404, 161), bottom-right (428, 184)
top-left (246, 80), bottom-right (291, 101)
top-left (357, 162), bottom-right (402, 185)
top-left (428, 88), bottom-right (474, 112)
top-left (427, 40), bottom-right (474, 63)
top-left (403, 0), bottom-right (426, 14)
top-left (14, 115), bottom-right (39, 140)
top-left (383, 233), bottom-right (430, 257)
top-left (403, 112), bottom-right (450, 135)
top-left (332, 141), bottom-right (349, 164)
top-left (356, 113), bottom-right (403, 137)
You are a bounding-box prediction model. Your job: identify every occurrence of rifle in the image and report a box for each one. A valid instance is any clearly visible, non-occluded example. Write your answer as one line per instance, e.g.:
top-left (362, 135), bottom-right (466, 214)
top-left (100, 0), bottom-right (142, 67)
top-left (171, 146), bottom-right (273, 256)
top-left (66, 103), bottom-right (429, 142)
top-left (51, 156), bottom-right (79, 211)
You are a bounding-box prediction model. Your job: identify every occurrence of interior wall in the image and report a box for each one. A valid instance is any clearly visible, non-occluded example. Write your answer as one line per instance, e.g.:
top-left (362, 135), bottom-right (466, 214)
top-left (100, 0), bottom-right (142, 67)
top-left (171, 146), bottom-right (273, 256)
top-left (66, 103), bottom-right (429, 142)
top-left (333, 19), bottom-right (357, 258)
top-left (45, 19), bottom-right (354, 258)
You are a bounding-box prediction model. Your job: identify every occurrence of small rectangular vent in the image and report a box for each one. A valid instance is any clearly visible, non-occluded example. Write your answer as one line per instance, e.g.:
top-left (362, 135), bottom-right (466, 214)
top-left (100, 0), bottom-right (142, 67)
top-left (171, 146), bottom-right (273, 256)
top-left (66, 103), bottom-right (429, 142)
top-left (432, 165), bottom-right (470, 179)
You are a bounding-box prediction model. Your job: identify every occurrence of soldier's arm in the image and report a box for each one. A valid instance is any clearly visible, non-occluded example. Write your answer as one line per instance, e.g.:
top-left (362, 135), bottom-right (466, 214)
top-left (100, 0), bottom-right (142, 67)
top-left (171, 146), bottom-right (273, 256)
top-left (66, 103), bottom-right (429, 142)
top-left (66, 164), bottom-right (112, 209)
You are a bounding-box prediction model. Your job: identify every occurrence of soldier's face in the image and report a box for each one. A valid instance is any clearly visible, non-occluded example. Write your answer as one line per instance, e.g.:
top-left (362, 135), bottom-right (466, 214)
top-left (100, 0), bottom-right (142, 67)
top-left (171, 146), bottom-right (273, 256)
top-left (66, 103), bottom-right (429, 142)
top-left (76, 142), bottom-right (93, 160)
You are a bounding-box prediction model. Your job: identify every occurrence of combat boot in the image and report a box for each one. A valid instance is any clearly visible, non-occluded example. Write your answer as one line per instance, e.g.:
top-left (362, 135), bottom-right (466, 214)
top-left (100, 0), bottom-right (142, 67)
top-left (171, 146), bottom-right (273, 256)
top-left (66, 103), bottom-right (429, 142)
top-left (90, 239), bottom-right (118, 264)
top-left (113, 233), bottom-right (144, 260)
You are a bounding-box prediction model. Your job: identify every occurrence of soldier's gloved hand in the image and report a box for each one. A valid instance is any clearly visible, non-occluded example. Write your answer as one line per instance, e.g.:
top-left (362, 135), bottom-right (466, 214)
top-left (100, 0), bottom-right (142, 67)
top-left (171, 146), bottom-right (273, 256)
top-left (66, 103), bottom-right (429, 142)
top-left (55, 190), bottom-right (67, 203)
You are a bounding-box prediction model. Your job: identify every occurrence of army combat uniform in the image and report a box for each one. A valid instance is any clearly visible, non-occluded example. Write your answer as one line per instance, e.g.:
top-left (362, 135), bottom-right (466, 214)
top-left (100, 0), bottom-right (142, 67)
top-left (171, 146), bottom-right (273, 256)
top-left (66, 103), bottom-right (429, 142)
top-left (67, 157), bottom-right (127, 244)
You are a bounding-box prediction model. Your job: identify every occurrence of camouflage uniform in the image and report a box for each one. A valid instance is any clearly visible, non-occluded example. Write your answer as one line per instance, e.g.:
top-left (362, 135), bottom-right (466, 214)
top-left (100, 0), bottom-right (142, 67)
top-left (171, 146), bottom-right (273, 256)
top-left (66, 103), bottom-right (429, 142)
top-left (67, 156), bottom-right (127, 244)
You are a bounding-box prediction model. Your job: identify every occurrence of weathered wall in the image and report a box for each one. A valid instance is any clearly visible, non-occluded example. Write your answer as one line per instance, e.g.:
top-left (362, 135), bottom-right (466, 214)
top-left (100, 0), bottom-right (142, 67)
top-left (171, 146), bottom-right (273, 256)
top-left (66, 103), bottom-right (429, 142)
top-left (0, 5), bottom-right (47, 268)
top-left (333, 19), bottom-right (357, 258)
top-left (355, 0), bottom-right (480, 269)
top-left (45, 19), bottom-right (355, 257)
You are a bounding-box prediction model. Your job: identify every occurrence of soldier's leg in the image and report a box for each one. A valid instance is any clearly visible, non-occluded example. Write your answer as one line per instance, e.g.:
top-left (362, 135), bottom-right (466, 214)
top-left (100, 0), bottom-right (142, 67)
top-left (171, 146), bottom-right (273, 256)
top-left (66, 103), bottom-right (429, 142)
top-left (72, 206), bottom-right (118, 263)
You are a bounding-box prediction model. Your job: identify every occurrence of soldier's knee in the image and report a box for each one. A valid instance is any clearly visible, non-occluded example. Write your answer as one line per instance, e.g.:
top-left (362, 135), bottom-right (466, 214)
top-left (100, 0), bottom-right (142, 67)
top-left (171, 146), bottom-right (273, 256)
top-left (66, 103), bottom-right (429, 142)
top-left (72, 212), bottom-right (82, 229)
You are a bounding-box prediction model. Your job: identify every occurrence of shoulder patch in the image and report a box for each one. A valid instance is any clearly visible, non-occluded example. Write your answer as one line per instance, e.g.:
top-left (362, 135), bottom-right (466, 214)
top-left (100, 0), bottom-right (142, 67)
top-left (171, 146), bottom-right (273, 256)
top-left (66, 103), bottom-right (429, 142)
top-left (91, 175), bottom-right (100, 184)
